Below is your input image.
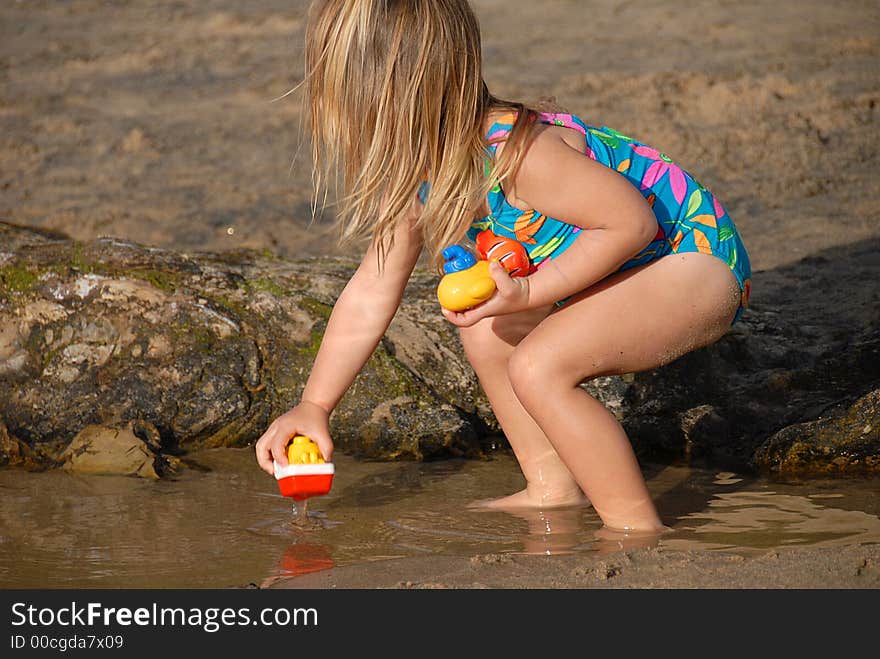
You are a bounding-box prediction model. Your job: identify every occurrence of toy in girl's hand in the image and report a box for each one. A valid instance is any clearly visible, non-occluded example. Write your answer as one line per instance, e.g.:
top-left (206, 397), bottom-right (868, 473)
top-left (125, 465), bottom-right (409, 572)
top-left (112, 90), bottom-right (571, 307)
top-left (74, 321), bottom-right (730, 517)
top-left (273, 435), bottom-right (335, 500)
top-left (437, 231), bottom-right (533, 311)
top-left (436, 245), bottom-right (496, 311)
top-left (475, 229), bottom-right (533, 277)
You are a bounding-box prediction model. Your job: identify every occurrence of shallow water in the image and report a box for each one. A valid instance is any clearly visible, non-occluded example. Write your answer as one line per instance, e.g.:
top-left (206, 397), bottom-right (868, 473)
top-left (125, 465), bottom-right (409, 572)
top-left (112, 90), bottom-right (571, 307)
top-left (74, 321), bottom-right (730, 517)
top-left (0, 448), bottom-right (878, 588)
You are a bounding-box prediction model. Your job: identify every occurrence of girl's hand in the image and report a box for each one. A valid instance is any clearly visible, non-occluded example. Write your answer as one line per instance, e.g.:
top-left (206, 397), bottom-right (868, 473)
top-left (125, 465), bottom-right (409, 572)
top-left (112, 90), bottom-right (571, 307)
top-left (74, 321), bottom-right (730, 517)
top-left (442, 261), bottom-right (531, 328)
top-left (254, 401), bottom-right (333, 476)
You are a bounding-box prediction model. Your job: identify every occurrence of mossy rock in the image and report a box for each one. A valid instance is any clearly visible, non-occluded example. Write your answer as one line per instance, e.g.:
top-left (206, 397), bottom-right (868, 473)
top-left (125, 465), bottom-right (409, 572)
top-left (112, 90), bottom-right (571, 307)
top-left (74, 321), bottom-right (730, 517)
top-left (753, 389), bottom-right (880, 476)
top-left (0, 223), bottom-right (493, 471)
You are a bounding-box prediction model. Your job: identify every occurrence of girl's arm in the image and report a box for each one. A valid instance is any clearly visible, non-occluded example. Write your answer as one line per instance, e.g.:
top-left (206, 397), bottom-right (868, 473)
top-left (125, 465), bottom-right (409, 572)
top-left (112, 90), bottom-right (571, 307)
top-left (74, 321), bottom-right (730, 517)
top-left (443, 127), bottom-right (658, 325)
top-left (255, 210), bottom-right (424, 474)
top-left (513, 127), bottom-right (658, 308)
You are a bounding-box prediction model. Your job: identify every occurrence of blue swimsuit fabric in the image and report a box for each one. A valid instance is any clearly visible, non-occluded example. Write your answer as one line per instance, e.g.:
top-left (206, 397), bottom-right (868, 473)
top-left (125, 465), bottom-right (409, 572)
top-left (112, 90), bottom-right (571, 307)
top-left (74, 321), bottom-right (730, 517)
top-left (421, 111), bottom-right (752, 322)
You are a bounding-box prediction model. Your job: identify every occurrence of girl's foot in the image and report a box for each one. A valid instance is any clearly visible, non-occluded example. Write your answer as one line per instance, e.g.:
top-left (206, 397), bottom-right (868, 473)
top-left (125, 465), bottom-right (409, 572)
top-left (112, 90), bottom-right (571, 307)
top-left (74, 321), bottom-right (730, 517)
top-left (467, 484), bottom-right (590, 510)
top-left (591, 524), bottom-right (670, 555)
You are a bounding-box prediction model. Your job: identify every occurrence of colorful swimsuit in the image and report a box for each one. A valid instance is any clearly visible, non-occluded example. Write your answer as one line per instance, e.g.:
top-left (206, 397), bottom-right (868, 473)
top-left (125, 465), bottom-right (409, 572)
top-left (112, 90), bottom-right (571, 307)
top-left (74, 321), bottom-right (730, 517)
top-left (424, 111), bottom-right (752, 322)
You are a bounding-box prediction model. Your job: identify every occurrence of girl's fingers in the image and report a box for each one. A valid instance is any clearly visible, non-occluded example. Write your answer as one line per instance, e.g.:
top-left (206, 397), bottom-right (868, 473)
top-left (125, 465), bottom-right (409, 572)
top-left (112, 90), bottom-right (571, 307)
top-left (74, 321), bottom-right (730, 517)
top-left (443, 309), bottom-right (475, 327)
top-left (441, 306), bottom-right (467, 326)
top-left (255, 432), bottom-right (276, 475)
top-left (489, 261), bottom-right (525, 301)
top-left (313, 433), bottom-right (334, 463)
top-left (255, 409), bottom-right (335, 474)
top-left (269, 431), bottom-right (290, 467)
top-left (488, 260), bottom-right (513, 290)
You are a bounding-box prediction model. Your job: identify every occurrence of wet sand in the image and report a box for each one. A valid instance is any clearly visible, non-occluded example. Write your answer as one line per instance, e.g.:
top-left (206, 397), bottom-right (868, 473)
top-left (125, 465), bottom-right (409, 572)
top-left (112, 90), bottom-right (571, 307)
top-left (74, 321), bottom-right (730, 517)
top-left (275, 545), bottom-right (880, 589)
top-left (1, 1), bottom-right (879, 588)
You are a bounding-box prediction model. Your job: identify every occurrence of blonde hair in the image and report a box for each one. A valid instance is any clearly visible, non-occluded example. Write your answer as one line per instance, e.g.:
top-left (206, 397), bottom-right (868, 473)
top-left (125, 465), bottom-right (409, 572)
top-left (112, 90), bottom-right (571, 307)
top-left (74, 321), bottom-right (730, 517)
top-left (305, 0), bottom-right (541, 270)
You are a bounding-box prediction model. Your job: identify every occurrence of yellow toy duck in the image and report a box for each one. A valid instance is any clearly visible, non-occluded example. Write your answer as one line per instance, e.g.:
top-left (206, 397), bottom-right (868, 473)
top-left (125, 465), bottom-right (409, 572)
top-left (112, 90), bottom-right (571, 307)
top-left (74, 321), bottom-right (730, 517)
top-left (436, 245), bottom-right (496, 311)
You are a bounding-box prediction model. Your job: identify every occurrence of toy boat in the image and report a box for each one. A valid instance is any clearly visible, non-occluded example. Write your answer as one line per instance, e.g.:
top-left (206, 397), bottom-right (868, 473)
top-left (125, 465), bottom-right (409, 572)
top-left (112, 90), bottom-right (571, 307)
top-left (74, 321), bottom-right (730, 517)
top-left (273, 435), bottom-right (335, 500)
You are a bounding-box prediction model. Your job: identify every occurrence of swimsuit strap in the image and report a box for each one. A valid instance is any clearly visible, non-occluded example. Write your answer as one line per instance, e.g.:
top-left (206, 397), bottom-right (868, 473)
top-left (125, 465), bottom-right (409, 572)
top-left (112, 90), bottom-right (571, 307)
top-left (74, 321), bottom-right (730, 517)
top-left (536, 112), bottom-right (589, 137)
top-left (484, 111), bottom-right (590, 153)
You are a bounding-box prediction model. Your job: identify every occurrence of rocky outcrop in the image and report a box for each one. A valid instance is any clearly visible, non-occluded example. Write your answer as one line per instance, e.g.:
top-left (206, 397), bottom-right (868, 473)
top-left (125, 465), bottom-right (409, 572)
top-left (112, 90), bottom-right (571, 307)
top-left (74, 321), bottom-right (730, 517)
top-left (754, 389), bottom-right (880, 476)
top-left (621, 239), bottom-right (880, 475)
top-left (0, 222), bottom-right (492, 470)
top-left (1, 222), bottom-right (878, 477)
top-left (0, 418), bottom-right (40, 469)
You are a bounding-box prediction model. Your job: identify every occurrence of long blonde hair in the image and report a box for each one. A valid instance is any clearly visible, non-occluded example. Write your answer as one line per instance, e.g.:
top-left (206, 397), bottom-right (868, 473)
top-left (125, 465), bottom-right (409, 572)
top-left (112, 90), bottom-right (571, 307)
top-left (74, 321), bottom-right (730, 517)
top-left (305, 0), bottom-right (540, 269)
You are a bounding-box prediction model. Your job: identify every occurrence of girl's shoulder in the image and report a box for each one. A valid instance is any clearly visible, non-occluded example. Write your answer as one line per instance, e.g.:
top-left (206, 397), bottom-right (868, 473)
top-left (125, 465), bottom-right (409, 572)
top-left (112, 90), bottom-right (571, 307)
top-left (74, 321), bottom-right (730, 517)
top-left (485, 110), bottom-right (591, 164)
top-left (486, 110), bottom-right (598, 212)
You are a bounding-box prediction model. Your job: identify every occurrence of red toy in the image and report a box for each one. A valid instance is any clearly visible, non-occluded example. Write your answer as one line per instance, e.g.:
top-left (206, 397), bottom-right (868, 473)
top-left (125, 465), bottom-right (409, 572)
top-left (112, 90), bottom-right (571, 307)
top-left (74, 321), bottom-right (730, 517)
top-left (273, 435), bottom-right (335, 501)
top-left (475, 229), bottom-right (533, 277)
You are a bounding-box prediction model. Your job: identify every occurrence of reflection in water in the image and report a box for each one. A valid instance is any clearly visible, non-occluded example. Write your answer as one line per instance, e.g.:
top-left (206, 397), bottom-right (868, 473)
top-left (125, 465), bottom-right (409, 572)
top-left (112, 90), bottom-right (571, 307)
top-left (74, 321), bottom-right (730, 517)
top-left (278, 543), bottom-right (335, 576)
top-left (385, 505), bottom-right (597, 556)
top-left (664, 489), bottom-right (880, 552)
top-left (260, 543), bottom-right (336, 589)
top-left (487, 506), bottom-right (587, 556)
top-left (471, 506), bottom-right (665, 556)
top-left (0, 449), bottom-right (878, 587)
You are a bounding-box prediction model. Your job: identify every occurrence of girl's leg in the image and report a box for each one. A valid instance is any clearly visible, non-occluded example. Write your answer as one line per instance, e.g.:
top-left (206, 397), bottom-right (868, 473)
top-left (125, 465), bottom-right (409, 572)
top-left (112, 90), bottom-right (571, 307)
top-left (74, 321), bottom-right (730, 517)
top-left (458, 306), bottom-right (589, 508)
top-left (508, 252), bottom-right (742, 532)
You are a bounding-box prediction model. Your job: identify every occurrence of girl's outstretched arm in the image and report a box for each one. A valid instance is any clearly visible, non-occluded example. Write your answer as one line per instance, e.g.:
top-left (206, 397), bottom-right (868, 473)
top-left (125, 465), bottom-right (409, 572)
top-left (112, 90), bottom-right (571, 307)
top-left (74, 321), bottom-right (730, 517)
top-left (443, 126), bottom-right (658, 327)
top-left (255, 211), bottom-right (424, 475)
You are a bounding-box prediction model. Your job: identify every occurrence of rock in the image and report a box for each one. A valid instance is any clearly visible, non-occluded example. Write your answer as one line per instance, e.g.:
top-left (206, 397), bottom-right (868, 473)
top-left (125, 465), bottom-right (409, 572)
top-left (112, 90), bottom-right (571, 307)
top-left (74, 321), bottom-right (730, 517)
top-left (59, 420), bottom-right (169, 479)
top-left (0, 223), bottom-right (492, 468)
top-left (753, 389), bottom-right (880, 475)
top-left (0, 419), bottom-right (42, 469)
top-left (621, 238), bottom-right (880, 474)
top-left (353, 397), bottom-right (479, 460)
top-left (1, 222), bottom-right (879, 476)
top-left (595, 561), bottom-right (622, 580)
top-left (680, 405), bottom-right (730, 461)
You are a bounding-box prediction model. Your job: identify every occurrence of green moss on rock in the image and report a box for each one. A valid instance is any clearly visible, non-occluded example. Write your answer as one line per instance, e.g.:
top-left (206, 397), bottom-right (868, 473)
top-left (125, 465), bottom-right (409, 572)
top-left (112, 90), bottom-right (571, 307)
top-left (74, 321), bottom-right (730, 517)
top-left (129, 268), bottom-right (183, 292)
top-left (0, 264), bottom-right (38, 293)
top-left (247, 277), bottom-right (287, 297)
top-left (754, 388), bottom-right (880, 476)
top-left (298, 296), bottom-right (333, 320)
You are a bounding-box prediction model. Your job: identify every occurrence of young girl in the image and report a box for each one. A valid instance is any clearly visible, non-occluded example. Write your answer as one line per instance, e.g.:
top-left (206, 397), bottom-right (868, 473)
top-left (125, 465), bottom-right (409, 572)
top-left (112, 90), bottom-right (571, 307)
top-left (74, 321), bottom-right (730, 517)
top-left (255, 0), bottom-right (751, 534)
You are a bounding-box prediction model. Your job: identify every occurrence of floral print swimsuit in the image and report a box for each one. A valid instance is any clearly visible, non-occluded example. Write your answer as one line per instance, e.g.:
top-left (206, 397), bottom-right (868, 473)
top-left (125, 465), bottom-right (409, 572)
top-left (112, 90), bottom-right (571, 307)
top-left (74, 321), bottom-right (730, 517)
top-left (426, 111), bottom-right (752, 323)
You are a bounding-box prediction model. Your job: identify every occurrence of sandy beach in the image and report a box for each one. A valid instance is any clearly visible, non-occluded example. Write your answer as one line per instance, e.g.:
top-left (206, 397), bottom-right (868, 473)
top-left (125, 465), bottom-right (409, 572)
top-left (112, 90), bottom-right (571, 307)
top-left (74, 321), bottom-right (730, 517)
top-left (3, 0), bottom-right (877, 271)
top-left (1, 1), bottom-right (879, 588)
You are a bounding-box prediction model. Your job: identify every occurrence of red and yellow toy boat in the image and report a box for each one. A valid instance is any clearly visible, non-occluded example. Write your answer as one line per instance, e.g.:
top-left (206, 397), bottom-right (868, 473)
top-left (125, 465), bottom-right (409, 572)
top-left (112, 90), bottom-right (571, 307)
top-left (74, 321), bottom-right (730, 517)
top-left (273, 435), bottom-right (335, 501)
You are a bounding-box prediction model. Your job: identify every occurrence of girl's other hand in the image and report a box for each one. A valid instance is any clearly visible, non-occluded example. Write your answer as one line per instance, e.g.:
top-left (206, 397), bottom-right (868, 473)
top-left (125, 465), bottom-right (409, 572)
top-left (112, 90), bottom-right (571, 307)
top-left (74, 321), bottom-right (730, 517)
top-left (254, 401), bottom-right (333, 476)
top-left (442, 261), bottom-right (531, 328)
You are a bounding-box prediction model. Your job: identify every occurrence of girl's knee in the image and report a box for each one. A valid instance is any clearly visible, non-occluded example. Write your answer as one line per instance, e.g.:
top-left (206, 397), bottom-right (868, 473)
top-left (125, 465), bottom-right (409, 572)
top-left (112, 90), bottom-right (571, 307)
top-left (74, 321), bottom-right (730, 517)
top-left (459, 319), bottom-right (511, 369)
top-left (460, 309), bottom-right (548, 368)
top-left (508, 339), bottom-right (606, 410)
top-left (507, 341), bottom-right (570, 409)
top-left (507, 345), bottom-right (539, 409)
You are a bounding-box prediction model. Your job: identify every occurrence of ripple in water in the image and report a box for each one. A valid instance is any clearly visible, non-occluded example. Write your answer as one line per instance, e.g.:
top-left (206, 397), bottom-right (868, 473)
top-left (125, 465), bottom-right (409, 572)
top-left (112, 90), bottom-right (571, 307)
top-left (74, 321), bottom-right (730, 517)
top-left (379, 506), bottom-right (600, 557)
